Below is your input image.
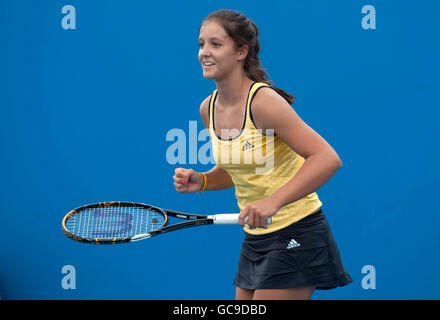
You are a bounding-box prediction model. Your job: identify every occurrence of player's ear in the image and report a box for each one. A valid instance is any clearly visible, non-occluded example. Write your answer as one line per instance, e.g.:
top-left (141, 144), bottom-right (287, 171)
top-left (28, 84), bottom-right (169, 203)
top-left (236, 44), bottom-right (249, 61)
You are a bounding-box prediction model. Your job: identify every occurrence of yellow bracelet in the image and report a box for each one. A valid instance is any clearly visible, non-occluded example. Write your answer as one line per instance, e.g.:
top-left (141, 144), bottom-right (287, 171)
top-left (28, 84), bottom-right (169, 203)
top-left (199, 172), bottom-right (208, 192)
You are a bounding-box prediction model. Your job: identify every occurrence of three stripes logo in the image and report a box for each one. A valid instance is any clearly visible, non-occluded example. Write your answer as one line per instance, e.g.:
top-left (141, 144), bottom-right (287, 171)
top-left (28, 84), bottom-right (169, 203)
top-left (242, 140), bottom-right (255, 151)
top-left (287, 238), bottom-right (301, 249)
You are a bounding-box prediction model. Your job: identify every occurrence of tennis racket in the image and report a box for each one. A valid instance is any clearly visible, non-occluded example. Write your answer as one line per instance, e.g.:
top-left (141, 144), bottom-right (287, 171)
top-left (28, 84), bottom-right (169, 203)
top-left (62, 201), bottom-right (272, 244)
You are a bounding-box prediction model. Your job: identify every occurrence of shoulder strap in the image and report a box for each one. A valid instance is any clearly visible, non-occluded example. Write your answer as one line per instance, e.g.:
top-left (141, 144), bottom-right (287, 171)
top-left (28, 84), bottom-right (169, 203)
top-left (208, 89), bottom-right (218, 130)
top-left (245, 82), bottom-right (270, 128)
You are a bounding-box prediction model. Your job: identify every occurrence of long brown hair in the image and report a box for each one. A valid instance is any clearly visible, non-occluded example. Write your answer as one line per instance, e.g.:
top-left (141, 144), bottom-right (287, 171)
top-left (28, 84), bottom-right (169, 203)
top-left (200, 9), bottom-right (295, 105)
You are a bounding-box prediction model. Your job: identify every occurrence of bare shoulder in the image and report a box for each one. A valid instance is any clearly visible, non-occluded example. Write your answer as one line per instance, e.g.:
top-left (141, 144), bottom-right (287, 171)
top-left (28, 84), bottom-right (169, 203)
top-left (199, 95), bottom-right (211, 129)
top-left (252, 86), bottom-right (334, 160)
top-left (253, 86), bottom-right (290, 106)
top-left (251, 86), bottom-right (297, 131)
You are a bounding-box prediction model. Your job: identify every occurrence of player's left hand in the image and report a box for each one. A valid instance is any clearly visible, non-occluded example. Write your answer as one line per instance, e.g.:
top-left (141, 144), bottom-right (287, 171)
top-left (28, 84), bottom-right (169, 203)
top-left (238, 198), bottom-right (280, 229)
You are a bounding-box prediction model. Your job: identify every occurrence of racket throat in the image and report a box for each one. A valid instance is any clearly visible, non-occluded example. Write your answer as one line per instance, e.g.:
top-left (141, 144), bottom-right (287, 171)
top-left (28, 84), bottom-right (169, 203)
top-left (130, 233), bottom-right (152, 242)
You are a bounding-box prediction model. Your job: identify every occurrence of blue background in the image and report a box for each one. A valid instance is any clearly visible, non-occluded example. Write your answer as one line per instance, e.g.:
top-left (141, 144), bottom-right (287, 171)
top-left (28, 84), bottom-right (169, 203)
top-left (1, 0), bottom-right (439, 299)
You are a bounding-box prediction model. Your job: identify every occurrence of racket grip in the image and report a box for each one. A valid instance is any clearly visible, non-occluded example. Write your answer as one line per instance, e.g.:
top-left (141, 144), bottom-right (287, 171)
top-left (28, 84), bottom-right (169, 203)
top-left (213, 214), bottom-right (272, 226)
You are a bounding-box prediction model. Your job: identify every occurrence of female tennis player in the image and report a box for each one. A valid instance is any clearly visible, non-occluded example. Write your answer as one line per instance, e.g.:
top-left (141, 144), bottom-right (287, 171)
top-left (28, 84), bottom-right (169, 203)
top-left (173, 9), bottom-right (352, 300)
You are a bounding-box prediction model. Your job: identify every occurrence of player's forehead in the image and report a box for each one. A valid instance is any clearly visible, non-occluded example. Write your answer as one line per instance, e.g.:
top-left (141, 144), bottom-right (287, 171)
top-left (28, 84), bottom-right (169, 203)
top-left (199, 20), bottom-right (229, 42)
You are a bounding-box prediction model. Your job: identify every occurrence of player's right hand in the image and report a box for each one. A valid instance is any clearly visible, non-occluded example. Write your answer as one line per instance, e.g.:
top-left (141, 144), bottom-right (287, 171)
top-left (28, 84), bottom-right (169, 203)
top-left (173, 168), bottom-right (204, 193)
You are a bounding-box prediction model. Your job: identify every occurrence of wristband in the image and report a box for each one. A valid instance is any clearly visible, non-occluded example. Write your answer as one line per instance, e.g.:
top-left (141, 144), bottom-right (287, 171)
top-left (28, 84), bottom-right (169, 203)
top-left (199, 172), bottom-right (208, 192)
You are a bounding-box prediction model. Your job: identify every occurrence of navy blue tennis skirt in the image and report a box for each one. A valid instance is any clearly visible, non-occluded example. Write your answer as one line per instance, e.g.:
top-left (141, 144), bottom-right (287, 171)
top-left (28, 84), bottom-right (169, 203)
top-left (233, 209), bottom-right (352, 290)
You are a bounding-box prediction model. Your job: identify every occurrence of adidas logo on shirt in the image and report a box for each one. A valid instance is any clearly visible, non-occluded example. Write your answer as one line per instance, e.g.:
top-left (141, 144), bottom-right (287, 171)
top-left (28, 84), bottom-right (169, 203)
top-left (242, 140), bottom-right (255, 151)
top-left (287, 238), bottom-right (301, 249)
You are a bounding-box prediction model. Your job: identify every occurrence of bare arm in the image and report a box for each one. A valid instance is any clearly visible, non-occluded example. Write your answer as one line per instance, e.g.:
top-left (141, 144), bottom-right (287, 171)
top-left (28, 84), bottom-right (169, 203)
top-left (239, 88), bottom-right (342, 227)
top-left (258, 88), bottom-right (341, 208)
top-left (173, 97), bottom-right (234, 193)
top-left (199, 96), bottom-right (234, 190)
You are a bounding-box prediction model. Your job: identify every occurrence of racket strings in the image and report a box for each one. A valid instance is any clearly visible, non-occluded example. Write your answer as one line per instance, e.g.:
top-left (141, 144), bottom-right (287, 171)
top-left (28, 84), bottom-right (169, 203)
top-left (65, 206), bottom-right (166, 239)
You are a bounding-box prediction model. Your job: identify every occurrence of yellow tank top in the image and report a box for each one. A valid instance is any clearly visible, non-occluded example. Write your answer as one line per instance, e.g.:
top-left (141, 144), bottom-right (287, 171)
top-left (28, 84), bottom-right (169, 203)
top-left (208, 82), bottom-right (322, 235)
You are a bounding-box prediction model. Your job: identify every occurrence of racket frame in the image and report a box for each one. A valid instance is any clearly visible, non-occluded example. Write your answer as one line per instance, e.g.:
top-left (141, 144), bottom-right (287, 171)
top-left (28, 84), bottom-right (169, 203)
top-left (62, 201), bottom-right (214, 244)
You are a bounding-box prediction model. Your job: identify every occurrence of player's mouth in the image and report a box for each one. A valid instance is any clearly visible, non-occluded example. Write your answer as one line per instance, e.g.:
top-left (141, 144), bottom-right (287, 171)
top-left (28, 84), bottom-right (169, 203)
top-left (202, 61), bottom-right (215, 68)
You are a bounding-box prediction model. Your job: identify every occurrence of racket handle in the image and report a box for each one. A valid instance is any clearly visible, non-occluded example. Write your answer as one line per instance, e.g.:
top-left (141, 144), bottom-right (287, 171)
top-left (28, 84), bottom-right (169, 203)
top-left (212, 214), bottom-right (272, 226)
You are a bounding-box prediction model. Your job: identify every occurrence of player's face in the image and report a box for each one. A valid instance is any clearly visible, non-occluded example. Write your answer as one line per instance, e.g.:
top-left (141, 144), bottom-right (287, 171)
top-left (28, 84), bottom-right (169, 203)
top-left (198, 20), bottom-right (244, 80)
